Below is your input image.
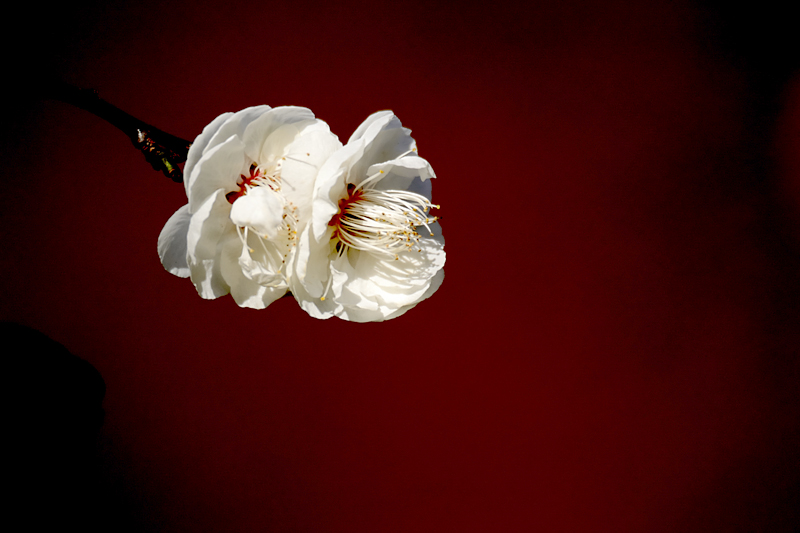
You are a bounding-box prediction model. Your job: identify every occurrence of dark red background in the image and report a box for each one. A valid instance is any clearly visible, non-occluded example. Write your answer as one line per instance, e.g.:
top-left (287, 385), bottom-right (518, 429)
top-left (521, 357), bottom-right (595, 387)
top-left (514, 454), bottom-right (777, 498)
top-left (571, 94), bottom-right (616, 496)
top-left (3, 0), bottom-right (799, 530)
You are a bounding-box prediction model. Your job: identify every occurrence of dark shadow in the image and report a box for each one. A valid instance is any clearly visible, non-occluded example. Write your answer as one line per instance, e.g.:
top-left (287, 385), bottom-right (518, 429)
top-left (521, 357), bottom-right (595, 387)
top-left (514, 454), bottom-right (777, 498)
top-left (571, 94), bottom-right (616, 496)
top-left (4, 322), bottom-right (112, 530)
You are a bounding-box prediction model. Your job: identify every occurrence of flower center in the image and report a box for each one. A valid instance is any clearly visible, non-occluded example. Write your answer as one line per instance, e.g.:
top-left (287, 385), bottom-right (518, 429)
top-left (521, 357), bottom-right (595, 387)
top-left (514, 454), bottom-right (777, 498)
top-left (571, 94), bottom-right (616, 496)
top-left (226, 163), bottom-right (281, 204)
top-left (329, 171), bottom-right (440, 260)
top-left (230, 162), bottom-right (299, 285)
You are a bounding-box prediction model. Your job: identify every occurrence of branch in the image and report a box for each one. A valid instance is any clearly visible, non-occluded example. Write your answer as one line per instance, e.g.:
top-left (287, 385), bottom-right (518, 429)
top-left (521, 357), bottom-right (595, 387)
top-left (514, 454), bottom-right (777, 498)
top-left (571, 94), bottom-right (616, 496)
top-left (44, 81), bottom-right (192, 183)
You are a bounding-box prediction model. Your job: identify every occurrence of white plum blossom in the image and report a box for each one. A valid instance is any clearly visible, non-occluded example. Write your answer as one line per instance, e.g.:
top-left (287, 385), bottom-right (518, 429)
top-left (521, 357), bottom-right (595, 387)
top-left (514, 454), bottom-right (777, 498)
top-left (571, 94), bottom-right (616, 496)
top-left (158, 106), bottom-right (342, 308)
top-left (290, 111), bottom-right (445, 322)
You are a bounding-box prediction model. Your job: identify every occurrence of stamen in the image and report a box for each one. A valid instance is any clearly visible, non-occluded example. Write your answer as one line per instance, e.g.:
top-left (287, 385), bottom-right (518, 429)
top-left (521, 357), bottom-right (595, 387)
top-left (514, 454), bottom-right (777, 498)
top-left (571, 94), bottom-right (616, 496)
top-left (329, 177), bottom-right (439, 259)
top-left (357, 169), bottom-right (385, 190)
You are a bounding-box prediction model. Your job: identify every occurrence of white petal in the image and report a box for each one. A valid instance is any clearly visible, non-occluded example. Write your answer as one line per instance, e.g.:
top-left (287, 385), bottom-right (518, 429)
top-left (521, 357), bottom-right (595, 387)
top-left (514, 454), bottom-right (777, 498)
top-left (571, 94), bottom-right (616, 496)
top-left (348, 113), bottom-right (416, 187)
top-left (239, 248), bottom-right (285, 286)
top-left (328, 222), bottom-right (445, 319)
top-left (329, 254), bottom-right (383, 313)
top-left (187, 190), bottom-right (233, 260)
top-left (334, 280), bottom-right (391, 320)
top-left (368, 154), bottom-right (435, 179)
top-left (385, 221), bottom-right (445, 282)
top-left (310, 140), bottom-right (366, 240)
top-left (236, 228), bottom-right (288, 287)
top-left (157, 204), bottom-right (191, 278)
top-left (383, 268), bottom-right (445, 320)
top-left (257, 123), bottom-right (301, 165)
top-left (241, 106), bottom-right (315, 163)
top-left (361, 158), bottom-right (434, 203)
top-left (205, 105), bottom-right (272, 156)
top-left (350, 254), bottom-right (430, 309)
top-left (219, 236), bottom-right (286, 309)
top-left (187, 135), bottom-right (248, 213)
top-left (279, 126), bottom-right (343, 222)
top-left (189, 259), bottom-right (225, 299)
top-left (186, 190), bottom-right (234, 299)
top-left (358, 221), bottom-right (444, 283)
top-left (348, 110), bottom-right (394, 144)
top-left (229, 187), bottom-right (284, 238)
top-left (291, 225), bottom-right (334, 298)
top-left (184, 112), bottom-right (233, 196)
top-left (291, 280), bottom-right (338, 319)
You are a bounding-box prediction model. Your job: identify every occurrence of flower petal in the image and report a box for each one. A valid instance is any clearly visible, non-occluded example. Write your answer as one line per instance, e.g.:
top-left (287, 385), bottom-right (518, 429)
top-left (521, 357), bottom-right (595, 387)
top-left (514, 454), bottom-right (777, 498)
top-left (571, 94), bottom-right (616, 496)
top-left (219, 235), bottom-right (287, 309)
top-left (373, 221), bottom-right (445, 284)
top-left (236, 228), bottom-right (289, 287)
top-left (279, 124), bottom-right (343, 218)
top-left (187, 135), bottom-right (248, 213)
top-left (291, 280), bottom-right (338, 319)
top-left (383, 268), bottom-right (445, 320)
top-left (309, 140), bottom-right (366, 240)
top-left (241, 106), bottom-right (315, 163)
top-left (368, 154), bottom-right (435, 179)
top-left (186, 189), bottom-right (234, 299)
top-left (347, 112), bottom-right (416, 186)
top-left (204, 105), bottom-right (272, 157)
top-left (366, 155), bottom-right (435, 201)
top-left (184, 112), bottom-right (233, 196)
top-left (347, 110), bottom-right (394, 144)
top-left (292, 224), bottom-right (334, 298)
top-left (229, 187), bottom-right (284, 238)
top-left (157, 204), bottom-right (192, 278)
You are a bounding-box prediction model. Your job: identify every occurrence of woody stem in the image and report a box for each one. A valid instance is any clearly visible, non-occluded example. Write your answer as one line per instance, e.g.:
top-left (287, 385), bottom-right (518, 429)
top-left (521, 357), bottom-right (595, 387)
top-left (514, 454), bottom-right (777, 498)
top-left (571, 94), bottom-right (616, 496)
top-left (44, 80), bottom-right (192, 183)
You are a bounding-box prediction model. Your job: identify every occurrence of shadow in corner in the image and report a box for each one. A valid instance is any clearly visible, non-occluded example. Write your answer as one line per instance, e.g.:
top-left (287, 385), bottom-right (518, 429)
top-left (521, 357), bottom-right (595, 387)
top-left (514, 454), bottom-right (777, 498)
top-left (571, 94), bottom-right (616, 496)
top-left (3, 322), bottom-right (138, 531)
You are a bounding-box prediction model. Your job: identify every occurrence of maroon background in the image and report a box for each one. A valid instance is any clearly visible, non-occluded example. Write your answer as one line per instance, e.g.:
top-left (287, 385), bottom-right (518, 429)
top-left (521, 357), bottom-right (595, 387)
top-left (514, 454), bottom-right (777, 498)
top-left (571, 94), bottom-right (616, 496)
top-left (2, 0), bottom-right (799, 530)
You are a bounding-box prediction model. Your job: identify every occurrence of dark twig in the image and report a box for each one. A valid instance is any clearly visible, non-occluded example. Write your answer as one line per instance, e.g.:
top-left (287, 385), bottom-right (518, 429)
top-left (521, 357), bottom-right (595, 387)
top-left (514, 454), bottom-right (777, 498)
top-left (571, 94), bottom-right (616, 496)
top-left (44, 81), bottom-right (191, 183)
